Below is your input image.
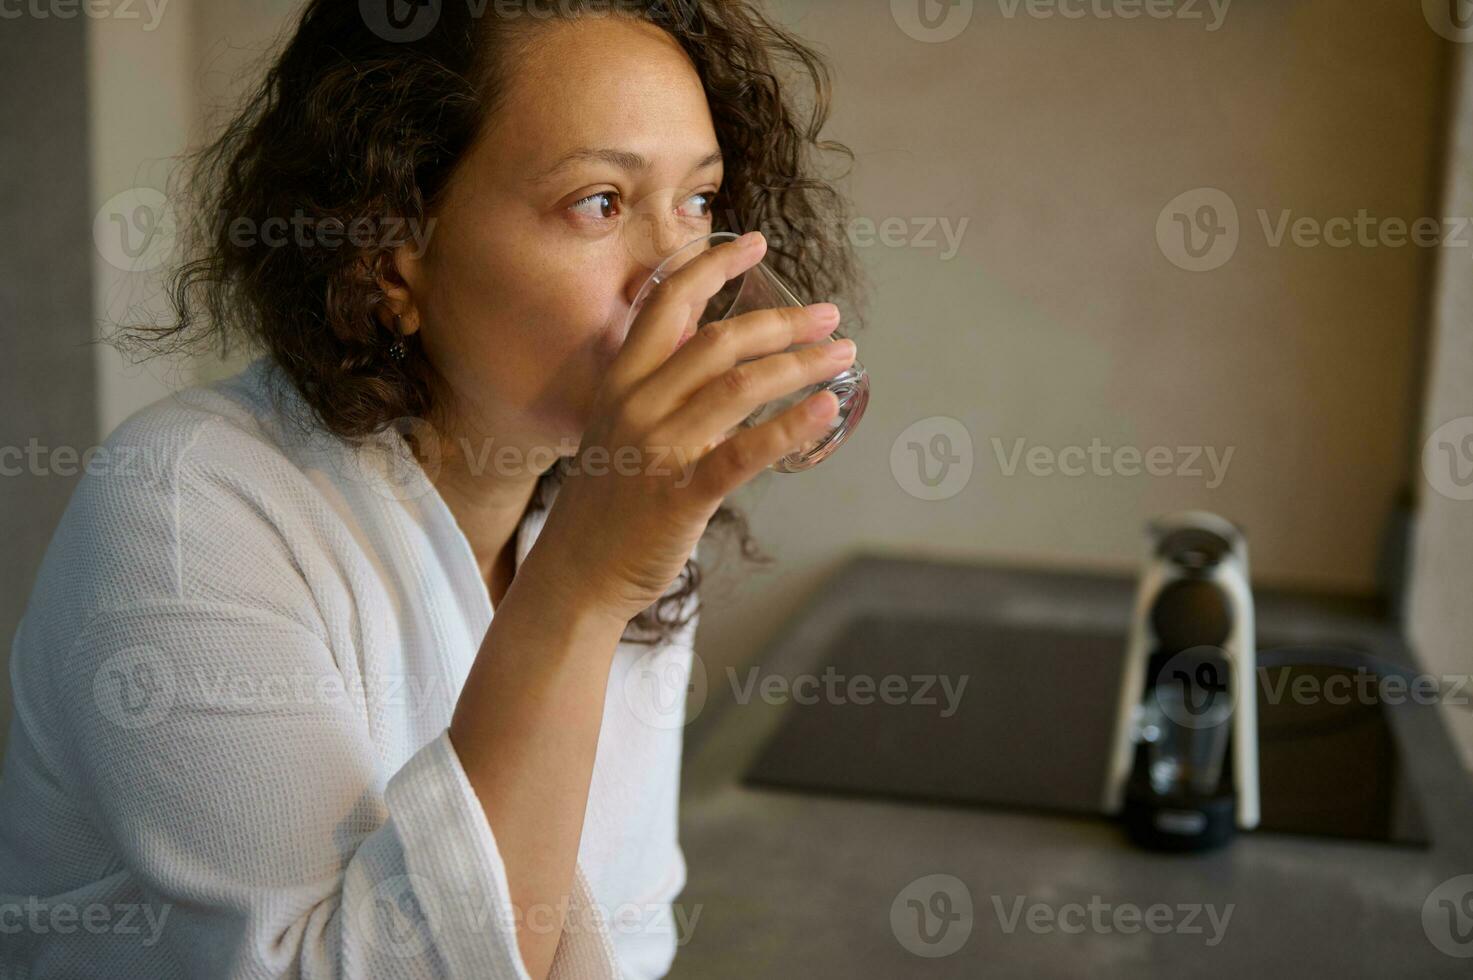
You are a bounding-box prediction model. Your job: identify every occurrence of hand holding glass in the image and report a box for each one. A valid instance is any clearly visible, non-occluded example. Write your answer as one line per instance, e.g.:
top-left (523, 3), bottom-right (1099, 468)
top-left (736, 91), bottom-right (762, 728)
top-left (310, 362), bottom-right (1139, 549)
top-left (625, 231), bottom-right (869, 473)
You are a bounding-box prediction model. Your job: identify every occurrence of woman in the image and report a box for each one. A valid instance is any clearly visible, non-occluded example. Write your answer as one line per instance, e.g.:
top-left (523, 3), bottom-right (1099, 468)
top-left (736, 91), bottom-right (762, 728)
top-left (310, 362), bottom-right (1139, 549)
top-left (0, 1), bottom-right (862, 978)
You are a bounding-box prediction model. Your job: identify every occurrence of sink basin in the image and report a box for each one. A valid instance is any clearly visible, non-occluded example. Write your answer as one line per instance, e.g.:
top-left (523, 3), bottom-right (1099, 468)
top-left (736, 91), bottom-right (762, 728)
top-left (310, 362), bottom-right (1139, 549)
top-left (744, 610), bottom-right (1429, 846)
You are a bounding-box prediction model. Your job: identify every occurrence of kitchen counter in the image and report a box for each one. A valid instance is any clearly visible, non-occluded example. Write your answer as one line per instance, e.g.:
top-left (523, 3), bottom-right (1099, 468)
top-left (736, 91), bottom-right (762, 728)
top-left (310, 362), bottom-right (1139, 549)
top-left (669, 555), bottom-right (1473, 978)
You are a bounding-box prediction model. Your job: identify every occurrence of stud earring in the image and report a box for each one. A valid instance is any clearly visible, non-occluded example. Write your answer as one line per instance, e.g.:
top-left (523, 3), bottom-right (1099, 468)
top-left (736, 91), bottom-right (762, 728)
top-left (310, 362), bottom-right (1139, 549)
top-left (388, 314), bottom-right (407, 364)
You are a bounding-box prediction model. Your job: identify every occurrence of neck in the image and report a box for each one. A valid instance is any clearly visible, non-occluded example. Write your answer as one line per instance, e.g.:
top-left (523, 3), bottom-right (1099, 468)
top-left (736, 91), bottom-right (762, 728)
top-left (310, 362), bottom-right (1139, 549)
top-left (411, 386), bottom-right (573, 601)
top-left (421, 428), bottom-right (553, 600)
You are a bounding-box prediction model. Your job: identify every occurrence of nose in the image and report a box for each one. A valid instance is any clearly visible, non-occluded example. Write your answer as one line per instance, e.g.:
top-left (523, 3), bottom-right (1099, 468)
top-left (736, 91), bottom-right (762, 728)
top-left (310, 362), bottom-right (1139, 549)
top-left (621, 210), bottom-right (696, 308)
top-left (622, 206), bottom-right (689, 275)
top-left (621, 246), bottom-right (661, 310)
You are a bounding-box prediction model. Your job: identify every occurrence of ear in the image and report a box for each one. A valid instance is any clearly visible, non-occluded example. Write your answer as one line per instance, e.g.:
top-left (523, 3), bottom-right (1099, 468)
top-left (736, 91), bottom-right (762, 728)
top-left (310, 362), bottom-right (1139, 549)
top-left (371, 240), bottom-right (428, 337)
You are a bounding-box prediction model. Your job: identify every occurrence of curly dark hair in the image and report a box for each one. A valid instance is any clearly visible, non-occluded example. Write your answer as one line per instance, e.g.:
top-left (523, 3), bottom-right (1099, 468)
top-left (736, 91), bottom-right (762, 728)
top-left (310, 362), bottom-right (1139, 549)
top-left (120, 0), bottom-right (867, 645)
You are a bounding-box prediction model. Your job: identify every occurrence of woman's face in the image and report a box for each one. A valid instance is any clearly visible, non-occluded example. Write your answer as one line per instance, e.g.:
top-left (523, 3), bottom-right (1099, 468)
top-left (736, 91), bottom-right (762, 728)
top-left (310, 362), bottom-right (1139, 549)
top-left (396, 15), bottom-right (723, 458)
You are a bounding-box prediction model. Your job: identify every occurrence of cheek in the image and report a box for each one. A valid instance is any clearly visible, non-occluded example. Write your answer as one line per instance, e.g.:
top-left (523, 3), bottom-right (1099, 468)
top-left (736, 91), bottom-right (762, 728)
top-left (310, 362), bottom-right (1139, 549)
top-left (532, 253), bottom-right (635, 367)
top-left (423, 244), bottom-right (629, 410)
top-left (527, 266), bottom-right (626, 366)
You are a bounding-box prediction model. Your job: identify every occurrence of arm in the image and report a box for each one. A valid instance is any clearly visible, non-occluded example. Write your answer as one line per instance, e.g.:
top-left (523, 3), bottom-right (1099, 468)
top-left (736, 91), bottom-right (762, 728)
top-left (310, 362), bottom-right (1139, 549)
top-left (447, 552), bottom-right (629, 980)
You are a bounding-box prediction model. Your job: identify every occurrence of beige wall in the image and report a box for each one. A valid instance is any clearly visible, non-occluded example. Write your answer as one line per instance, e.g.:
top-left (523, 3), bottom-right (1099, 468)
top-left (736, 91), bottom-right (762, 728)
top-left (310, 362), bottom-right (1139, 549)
top-left (765, 0), bottom-right (1437, 585)
top-left (1410, 39), bottom-right (1473, 774)
top-left (90, 0), bottom-right (196, 433)
top-left (90, 0), bottom-right (296, 436)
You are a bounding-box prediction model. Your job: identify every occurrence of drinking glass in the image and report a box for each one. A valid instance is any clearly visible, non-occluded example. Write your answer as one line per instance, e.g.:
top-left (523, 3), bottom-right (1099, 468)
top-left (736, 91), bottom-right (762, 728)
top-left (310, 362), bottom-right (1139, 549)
top-left (1141, 650), bottom-right (1236, 799)
top-left (1143, 687), bottom-right (1233, 797)
top-left (625, 231), bottom-right (869, 473)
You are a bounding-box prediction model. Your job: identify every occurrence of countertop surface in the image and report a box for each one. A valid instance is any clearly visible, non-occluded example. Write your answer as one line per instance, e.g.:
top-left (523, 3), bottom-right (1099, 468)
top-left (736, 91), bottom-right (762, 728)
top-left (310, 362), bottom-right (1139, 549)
top-left (669, 555), bottom-right (1473, 978)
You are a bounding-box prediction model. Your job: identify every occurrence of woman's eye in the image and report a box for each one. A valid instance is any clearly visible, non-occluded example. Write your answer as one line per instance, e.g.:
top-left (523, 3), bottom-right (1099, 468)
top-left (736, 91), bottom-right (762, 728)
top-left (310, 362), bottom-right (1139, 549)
top-left (680, 191), bottom-right (716, 218)
top-left (569, 191), bottom-right (619, 220)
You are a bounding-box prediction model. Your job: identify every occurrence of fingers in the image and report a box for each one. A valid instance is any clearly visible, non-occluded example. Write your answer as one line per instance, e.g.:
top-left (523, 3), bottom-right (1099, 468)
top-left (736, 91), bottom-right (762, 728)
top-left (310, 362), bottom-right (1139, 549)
top-left (635, 301), bottom-right (842, 410)
top-left (690, 389), bottom-right (841, 499)
top-left (606, 231), bottom-right (768, 396)
top-left (662, 337), bottom-right (857, 449)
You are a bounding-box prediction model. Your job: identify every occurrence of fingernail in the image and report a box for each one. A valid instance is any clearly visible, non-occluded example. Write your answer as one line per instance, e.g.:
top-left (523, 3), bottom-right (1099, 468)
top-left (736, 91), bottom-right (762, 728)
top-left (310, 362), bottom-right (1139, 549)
top-left (808, 303), bottom-right (840, 323)
top-left (827, 338), bottom-right (856, 359)
top-left (738, 231), bottom-right (764, 248)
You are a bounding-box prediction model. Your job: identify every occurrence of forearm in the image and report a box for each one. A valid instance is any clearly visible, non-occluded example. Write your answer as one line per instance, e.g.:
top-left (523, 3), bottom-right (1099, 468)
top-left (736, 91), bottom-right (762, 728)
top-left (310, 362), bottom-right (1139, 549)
top-left (446, 552), bottom-right (629, 980)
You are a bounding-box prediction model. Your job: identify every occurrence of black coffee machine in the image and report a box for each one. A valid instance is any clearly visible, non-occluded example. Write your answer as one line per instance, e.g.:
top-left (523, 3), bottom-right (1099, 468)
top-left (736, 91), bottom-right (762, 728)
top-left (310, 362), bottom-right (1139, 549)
top-left (1104, 511), bottom-right (1260, 851)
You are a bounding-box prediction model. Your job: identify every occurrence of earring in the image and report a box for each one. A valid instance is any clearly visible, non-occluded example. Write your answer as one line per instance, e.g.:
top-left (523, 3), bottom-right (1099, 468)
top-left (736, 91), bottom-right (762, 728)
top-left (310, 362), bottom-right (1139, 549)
top-left (388, 314), bottom-right (407, 364)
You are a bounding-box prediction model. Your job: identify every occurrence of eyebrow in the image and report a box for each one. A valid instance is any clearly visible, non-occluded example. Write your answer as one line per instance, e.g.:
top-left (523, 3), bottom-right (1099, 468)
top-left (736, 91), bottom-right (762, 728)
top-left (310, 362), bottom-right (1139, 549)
top-left (529, 146), bottom-right (724, 184)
